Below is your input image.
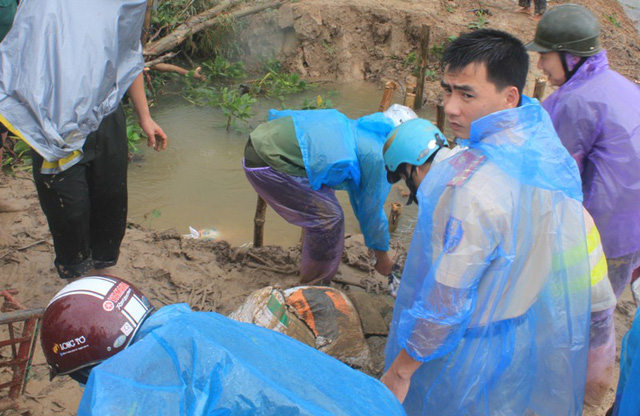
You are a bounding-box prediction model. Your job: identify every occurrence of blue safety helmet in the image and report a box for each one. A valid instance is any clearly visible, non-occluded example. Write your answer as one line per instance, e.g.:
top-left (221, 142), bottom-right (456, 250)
top-left (383, 118), bottom-right (448, 184)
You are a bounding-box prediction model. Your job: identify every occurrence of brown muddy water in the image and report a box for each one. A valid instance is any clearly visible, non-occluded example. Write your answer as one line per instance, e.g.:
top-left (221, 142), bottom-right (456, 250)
top-left (128, 81), bottom-right (439, 248)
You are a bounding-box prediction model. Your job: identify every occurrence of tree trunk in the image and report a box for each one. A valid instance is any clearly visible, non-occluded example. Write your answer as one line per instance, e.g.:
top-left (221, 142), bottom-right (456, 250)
top-left (144, 1), bottom-right (283, 57)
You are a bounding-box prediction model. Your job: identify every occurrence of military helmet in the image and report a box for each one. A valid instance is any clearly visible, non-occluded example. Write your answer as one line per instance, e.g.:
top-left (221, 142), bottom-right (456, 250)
top-left (525, 4), bottom-right (601, 57)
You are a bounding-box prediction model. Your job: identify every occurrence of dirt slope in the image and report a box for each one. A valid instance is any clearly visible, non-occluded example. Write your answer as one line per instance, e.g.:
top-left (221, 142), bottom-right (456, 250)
top-left (241, 0), bottom-right (640, 103)
top-left (1, 0), bottom-right (639, 414)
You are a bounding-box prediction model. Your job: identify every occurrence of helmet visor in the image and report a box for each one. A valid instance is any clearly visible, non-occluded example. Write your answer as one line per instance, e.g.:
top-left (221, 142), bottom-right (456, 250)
top-left (524, 40), bottom-right (554, 53)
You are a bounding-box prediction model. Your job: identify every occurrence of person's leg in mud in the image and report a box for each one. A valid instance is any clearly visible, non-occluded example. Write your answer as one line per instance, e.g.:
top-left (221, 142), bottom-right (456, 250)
top-left (87, 105), bottom-right (128, 276)
top-left (515, 0), bottom-right (531, 14)
top-left (32, 151), bottom-right (94, 280)
top-left (585, 307), bottom-right (616, 408)
top-left (244, 163), bottom-right (344, 284)
top-left (607, 251), bottom-right (640, 300)
top-left (532, 0), bottom-right (547, 20)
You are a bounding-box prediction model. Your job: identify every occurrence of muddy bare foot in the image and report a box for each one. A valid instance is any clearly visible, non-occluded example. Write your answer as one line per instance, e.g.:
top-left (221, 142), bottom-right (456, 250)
top-left (514, 6), bottom-right (531, 14)
top-left (530, 13), bottom-right (544, 22)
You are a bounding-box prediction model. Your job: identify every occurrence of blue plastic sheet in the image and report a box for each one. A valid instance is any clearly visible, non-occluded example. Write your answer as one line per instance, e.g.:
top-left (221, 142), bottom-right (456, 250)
top-left (79, 304), bottom-right (406, 416)
top-left (268, 109), bottom-right (394, 251)
top-left (385, 97), bottom-right (591, 415)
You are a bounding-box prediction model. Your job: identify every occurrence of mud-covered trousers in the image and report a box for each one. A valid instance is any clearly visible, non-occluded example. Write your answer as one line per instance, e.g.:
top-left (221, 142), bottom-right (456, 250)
top-left (518, 0), bottom-right (546, 14)
top-left (31, 105), bottom-right (128, 279)
top-left (243, 162), bottom-right (344, 283)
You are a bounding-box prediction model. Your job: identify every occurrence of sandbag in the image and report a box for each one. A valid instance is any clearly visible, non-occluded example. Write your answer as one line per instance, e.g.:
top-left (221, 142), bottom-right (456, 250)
top-left (284, 286), bottom-right (371, 369)
top-left (229, 286), bottom-right (315, 347)
top-left (231, 286), bottom-right (371, 370)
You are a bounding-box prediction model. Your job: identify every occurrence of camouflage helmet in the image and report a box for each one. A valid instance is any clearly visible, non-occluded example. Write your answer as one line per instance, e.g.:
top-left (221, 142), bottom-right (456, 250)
top-left (525, 4), bottom-right (601, 57)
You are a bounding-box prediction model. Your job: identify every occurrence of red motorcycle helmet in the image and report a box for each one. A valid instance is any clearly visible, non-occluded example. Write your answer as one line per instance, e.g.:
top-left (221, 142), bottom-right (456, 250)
top-left (40, 275), bottom-right (154, 383)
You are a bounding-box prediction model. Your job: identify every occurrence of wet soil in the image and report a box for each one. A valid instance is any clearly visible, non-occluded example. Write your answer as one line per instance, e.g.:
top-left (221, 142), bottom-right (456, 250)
top-left (1, 0), bottom-right (638, 413)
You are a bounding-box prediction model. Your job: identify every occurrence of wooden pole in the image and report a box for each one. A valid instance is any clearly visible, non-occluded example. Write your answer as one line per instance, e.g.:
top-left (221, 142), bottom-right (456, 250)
top-left (436, 102), bottom-right (446, 133)
top-left (379, 81), bottom-right (399, 112)
top-left (533, 77), bottom-right (547, 101)
top-left (253, 196), bottom-right (267, 248)
top-left (388, 202), bottom-right (403, 234)
top-left (414, 24), bottom-right (431, 111)
top-left (404, 75), bottom-right (417, 108)
top-left (141, 0), bottom-right (155, 45)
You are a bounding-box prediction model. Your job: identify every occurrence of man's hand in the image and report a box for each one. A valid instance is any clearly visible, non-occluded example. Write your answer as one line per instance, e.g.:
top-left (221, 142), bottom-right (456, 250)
top-left (373, 249), bottom-right (394, 276)
top-left (139, 117), bottom-right (167, 151)
top-left (381, 349), bottom-right (421, 404)
top-left (128, 73), bottom-right (168, 152)
top-left (381, 369), bottom-right (411, 404)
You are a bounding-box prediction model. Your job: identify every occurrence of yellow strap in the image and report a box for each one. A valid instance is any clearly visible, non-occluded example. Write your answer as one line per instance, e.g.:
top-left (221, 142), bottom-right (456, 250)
top-left (590, 254), bottom-right (607, 286)
top-left (41, 150), bottom-right (82, 171)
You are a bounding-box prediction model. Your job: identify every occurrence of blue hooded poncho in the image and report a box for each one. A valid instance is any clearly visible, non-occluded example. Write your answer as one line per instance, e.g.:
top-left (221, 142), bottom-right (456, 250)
top-left (268, 109), bottom-right (395, 251)
top-left (385, 97), bottom-right (591, 415)
top-left (79, 304), bottom-right (406, 416)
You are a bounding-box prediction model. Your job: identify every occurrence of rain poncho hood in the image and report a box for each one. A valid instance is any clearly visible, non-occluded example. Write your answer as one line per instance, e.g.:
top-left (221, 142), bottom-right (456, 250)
top-left (542, 51), bottom-right (640, 259)
top-left (0, 0), bottom-right (146, 173)
top-left (79, 304), bottom-right (406, 416)
top-left (386, 97), bottom-right (591, 415)
top-left (269, 109), bottom-right (395, 251)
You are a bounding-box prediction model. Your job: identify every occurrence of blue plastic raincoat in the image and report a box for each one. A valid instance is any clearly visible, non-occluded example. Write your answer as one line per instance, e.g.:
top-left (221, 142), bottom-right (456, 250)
top-left (612, 307), bottom-right (640, 415)
top-left (0, 0), bottom-right (146, 173)
top-left (385, 97), bottom-right (591, 415)
top-left (542, 51), bottom-right (640, 260)
top-left (79, 304), bottom-right (406, 416)
top-left (269, 109), bottom-right (395, 251)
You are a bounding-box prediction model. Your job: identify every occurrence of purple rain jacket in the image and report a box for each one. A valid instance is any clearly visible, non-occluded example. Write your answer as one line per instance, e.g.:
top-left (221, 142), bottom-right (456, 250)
top-left (542, 51), bottom-right (640, 259)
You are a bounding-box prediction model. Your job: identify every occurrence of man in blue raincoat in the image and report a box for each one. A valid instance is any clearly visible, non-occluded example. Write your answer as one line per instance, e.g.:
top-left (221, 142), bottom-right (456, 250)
top-left (40, 275), bottom-right (406, 416)
top-left (381, 29), bottom-right (591, 415)
top-left (243, 105), bottom-right (416, 283)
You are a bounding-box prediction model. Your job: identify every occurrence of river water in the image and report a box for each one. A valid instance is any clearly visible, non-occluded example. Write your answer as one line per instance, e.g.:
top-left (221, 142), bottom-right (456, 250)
top-left (128, 81), bottom-right (436, 247)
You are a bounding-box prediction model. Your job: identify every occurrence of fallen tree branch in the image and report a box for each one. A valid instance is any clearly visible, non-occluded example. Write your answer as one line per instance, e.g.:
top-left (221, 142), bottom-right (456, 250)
top-left (144, 1), bottom-right (284, 57)
top-left (144, 0), bottom-right (242, 57)
top-left (150, 63), bottom-right (206, 81)
top-left (144, 52), bottom-right (178, 68)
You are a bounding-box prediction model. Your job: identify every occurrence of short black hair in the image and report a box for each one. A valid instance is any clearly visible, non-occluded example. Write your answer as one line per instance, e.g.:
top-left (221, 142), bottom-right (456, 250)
top-left (441, 29), bottom-right (529, 100)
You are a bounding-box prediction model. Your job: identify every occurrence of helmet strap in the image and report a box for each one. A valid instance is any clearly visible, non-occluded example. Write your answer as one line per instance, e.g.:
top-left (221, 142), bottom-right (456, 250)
top-left (405, 165), bottom-right (419, 206)
top-left (560, 52), bottom-right (588, 82)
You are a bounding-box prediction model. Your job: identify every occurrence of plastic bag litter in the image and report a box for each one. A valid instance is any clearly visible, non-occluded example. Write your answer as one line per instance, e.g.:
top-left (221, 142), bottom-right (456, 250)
top-left (182, 226), bottom-right (219, 240)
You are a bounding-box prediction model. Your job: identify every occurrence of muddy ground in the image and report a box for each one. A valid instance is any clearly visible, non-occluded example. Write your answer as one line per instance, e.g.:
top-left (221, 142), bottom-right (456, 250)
top-left (1, 0), bottom-right (639, 414)
top-left (241, 0), bottom-right (640, 103)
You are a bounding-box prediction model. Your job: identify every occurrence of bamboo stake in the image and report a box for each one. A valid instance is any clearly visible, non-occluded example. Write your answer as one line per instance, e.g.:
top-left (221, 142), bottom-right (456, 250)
top-left (379, 81), bottom-right (399, 112)
top-left (403, 75), bottom-right (417, 108)
top-left (533, 77), bottom-right (547, 101)
top-left (388, 202), bottom-right (403, 234)
top-left (414, 24), bottom-right (431, 111)
top-left (253, 196), bottom-right (267, 248)
top-left (436, 102), bottom-right (446, 133)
